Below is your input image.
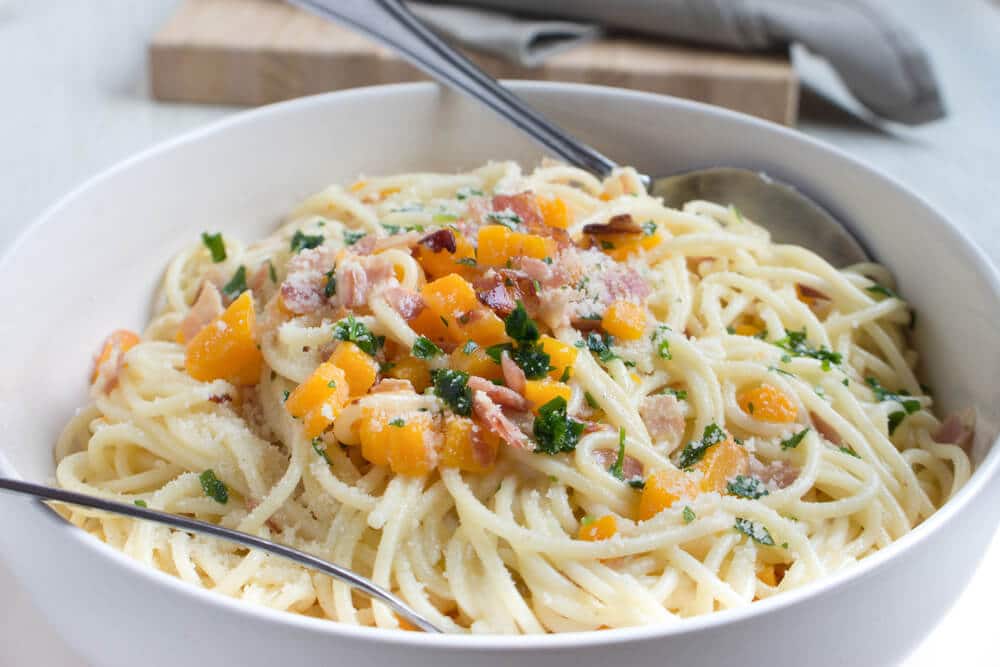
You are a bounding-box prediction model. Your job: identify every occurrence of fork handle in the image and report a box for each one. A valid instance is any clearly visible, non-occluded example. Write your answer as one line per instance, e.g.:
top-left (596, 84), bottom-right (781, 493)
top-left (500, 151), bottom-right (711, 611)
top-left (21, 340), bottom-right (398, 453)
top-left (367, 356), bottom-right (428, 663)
top-left (287, 0), bottom-right (620, 178)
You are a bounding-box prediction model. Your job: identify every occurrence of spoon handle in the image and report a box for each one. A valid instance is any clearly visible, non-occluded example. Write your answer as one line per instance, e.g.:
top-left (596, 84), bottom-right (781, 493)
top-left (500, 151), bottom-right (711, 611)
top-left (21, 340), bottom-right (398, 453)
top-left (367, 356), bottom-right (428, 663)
top-left (0, 477), bottom-right (441, 634)
top-left (287, 0), bottom-right (619, 178)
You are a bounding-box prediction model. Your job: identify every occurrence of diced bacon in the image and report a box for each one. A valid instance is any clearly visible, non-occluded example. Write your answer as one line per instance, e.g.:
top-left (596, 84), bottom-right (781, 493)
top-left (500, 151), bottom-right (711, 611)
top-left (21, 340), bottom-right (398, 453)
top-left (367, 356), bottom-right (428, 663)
top-left (749, 456), bottom-right (799, 489)
top-left (810, 411), bottom-right (842, 445)
top-left (569, 314), bottom-right (604, 331)
top-left (370, 378), bottom-right (415, 394)
top-left (518, 256), bottom-right (569, 290)
top-left (933, 412), bottom-right (974, 449)
top-left (583, 213), bottom-right (642, 236)
top-left (474, 269), bottom-right (540, 318)
top-left (279, 246), bottom-right (337, 314)
top-left (470, 420), bottom-right (499, 468)
top-left (500, 351), bottom-right (527, 395)
top-left (473, 391), bottom-right (533, 450)
top-left (383, 286), bottom-right (425, 320)
top-left (592, 447), bottom-right (644, 481)
top-left (372, 231), bottom-right (422, 253)
top-left (491, 192), bottom-right (542, 228)
top-left (178, 282), bottom-right (224, 342)
top-left (468, 376), bottom-right (529, 411)
top-left (639, 394), bottom-right (685, 451)
top-left (419, 228), bottom-right (457, 253)
top-left (335, 255), bottom-right (397, 309)
top-left (582, 421), bottom-right (615, 434)
top-left (603, 265), bottom-right (651, 303)
top-left (350, 234), bottom-right (378, 255)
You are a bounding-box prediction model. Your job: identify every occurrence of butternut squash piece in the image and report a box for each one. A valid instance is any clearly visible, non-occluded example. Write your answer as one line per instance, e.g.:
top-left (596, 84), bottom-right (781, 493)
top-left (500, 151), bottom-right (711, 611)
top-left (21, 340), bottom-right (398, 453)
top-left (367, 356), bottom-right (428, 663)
top-left (92, 329), bottom-right (141, 383)
top-left (537, 195), bottom-right (570, 230)
top-left (602, 231), bottom-right (663, 261)
top-left (524, 379), bottom-right (572, 414)
top-left (602, 301), bottom-right (647, 341)
top-left (449, 345), bottom-right (503, 382)
top-left (461, 309), bottom-right (507, 347)
top-left (419, 274), bottom-right (478, 343)
top-left (638, 468), bottom-right (698, 521)
top-left (696, 436), bottom-right (750, 493)
top-left (358, 410), bottom-right (439, 476)
top-left (539, 335), bottom-right (577, 380)
top-left (475, 226), bottom-right (512, 266)
top-left (440, 415), bottom-right (500, 473)
top-left (386, 356), bottom-right (431, 393)
top-left (415, 231), bottom-right (476, 279)
top-left (738, 384), bottom-right (797, 423)
top-left (285, 361), bottom-right (350, 438)
top-left (578, 514), bottom-right (617, 541)
top-left (185, 292), bottom-right (263, 385)
top-left (329, 341), bottom-right (378, 397)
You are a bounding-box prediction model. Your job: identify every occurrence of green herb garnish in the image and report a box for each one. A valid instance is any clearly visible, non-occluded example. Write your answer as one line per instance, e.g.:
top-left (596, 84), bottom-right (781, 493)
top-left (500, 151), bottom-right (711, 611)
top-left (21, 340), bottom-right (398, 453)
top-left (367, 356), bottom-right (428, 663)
top-left (462, 340), bottom-right (478, 354)
top-left (727, 475), bottom-right (770, 499)
top-left (840, 446), bottom-right (861, 458)
top-left (413, 336), bottom-right (443, 359)
top-left (610, 427), bottom-right (627, 480)
top-left (323, 269), bottom-right (337, 298)
top-left (677, 423), bottom-right (727, 469)
top-left (584, 331), bottom-right (621, 363)
top-left (134, 499), bottom-right (148, 508)
top-left (268, 260), bottom-right (278, 284)
top-left (311, 437), bottom-right (331, 464)
top-left (290, 230), bottom-right (324, 253)
top-left (221, 265), bottom-right (248, 300)
top-left (774, 329), bottom-right (842, 371)
top-left (486, 210), bottom-right (522, 229)
top-left (641, 220), bottom-right (658, 236)
top-left (388, 418), bottom-right (406, 427)
top-left (456, 187), bottom-right (484, 201)
top-left (201, 232), bottom-right (226, 262)
top-left (533, 396), bottom-right (584, 455)
top-left (456, 257), bottom-right (477, 267)
top-left (866, 284), bottom-right (898, 299)
top-left (199, 470), bottom-right (229, 504)
top-left (780, 428), bottom-right (810, 450)
top-left (734, 517), bottom-right (775, 545)
top-left (682, 506), bottom-right (696, 523)
top-left (343, 230), bottom-right (367, 246)
top-left (431, 369), bottom-right (473, 417)
top-left (332, 315), bottom-right (384, 356)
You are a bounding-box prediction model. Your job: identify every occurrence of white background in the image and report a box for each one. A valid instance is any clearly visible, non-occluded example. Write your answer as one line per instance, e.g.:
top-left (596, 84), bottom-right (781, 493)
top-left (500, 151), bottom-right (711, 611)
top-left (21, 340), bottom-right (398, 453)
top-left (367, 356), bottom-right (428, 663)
top-left (0, 1), bottom-right (997, 665)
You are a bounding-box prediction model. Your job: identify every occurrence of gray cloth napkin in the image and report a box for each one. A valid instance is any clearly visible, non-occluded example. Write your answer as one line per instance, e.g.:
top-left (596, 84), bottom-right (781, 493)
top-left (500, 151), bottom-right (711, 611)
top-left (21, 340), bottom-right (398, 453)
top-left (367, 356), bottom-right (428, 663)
top-left (411, 0), bottom-right (945, 124)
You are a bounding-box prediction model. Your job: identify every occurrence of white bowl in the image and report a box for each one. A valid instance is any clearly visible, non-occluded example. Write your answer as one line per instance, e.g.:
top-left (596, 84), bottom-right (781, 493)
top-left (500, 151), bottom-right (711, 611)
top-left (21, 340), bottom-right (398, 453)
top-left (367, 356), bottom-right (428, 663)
top-left (1, 82), bottom-right (998, 667)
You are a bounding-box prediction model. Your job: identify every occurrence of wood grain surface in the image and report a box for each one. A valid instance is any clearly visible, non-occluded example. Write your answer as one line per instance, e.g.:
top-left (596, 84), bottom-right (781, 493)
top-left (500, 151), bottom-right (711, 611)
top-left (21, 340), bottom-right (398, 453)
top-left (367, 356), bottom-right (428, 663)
top-left (149, 0), bottom-right (798, 124)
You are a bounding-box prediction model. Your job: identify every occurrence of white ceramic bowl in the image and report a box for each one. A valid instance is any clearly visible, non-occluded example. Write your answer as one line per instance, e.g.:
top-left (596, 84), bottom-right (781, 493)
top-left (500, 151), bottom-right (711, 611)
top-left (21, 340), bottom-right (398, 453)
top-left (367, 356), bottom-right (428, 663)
top-left (1, 82), bottom-right (998, 667)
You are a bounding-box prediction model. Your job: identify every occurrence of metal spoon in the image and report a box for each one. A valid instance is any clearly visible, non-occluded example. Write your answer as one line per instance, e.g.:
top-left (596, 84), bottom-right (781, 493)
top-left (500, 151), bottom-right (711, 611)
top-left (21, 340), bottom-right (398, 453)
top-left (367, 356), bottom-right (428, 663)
top-left (288, 0), bottom-right (871, 266)
top-left (0, 477), bottom-right (442, 633)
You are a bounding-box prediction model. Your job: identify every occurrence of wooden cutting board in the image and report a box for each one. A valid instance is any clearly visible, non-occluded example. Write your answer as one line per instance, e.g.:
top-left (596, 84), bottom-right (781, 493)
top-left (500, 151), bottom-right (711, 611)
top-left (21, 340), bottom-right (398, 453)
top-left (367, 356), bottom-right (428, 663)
top-left (150, 0), bottom-right (798, 125)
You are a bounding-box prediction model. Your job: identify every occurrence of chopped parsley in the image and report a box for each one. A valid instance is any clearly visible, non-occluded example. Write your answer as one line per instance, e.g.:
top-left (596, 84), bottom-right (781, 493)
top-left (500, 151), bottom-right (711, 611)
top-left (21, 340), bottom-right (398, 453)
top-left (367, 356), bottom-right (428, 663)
top-left (768, 365), bottom-right (795, 378)
top-left (282, 390), bottom-right (290, 402)
top-left (652, 326), bottom-right (672, 360)
top-left (199, 469), bottom-right (229, 504)
top-left (584, 391), bottom-right (600, 409)
top-left (559, 365), bottom-right (571, 382)
top-left (323, 269), bottom-right (337, 298)
top-left (774, 329), bottom-right (842, 371)
top-left (456, 257), bottom-right (478, 267)
top-left (610, 427), bottom-right (627, 480)
top-left (641, 220), bottom-right (658, 236)
top-left (484, 343), bottom-right (513, 363)
top-left (201, 232), bottom-right (227, 262)
top-left (332, 315), bottom-right (384, 356)
top-left (780, 427), bottom-right (810, 450)
top-left (412, 336), bottom-right (443, 359)
top-left (268, 260), bottom-right (278, 284)
top-left (865, 377), bottom-right (920, 434)
top-left (456, 186), bottom-right (484, 200)
top-left (290, 230), bottom-right (324, 253)
top-left (221, 265), bottom-right (248, 300)
top-left (887, 411), bottom-right (907, 435)
top-left (343, 230), bottom-right (367, 246)
top-left (533, 396), bottom-right (585, 455)
top-left (628, 479), bottom-right (646, 490)
top-left (327, 380), bottom-right (337, 388)
top-left (734, 517), bottom-right (775, 546)
top-left (866, 284), bottom-right (898, 299)
top-left (501, 302), bottom-right (551, 379)
top-left (600, 240), bottom-right (615, 250)
top-left (584, 331), bottom-right (621, 363)
top-left (388, 418), bottom-right (406, 427)
top-left (511, 345), bottom-right (552, 380)
top-left (311, 437), bottom-right (331, 464)
top-left (840, 446), bottom-right (861, 458)
top-left (727, 475), bottom-right (770, 499)
top-left (505, 301), bottom-right (539, 343)
top-left (462, 340), bottom-right (478, 354)
top-left (682, 506), bottom-right (696, 523)
top-left (486, 210), bottom-right (522, 229)
top-left (663, 387), bottom-right (688, 401)
top-left (729, 205), bottom-right (745, 225)
top-left (381, 223), bottom-right (401, 235)
top-left (677, 423), bottom-right (727, 469)
top-left (431, 369), bottom-right (473, 417)
top-left (134, 499), bottom-right (148, 508)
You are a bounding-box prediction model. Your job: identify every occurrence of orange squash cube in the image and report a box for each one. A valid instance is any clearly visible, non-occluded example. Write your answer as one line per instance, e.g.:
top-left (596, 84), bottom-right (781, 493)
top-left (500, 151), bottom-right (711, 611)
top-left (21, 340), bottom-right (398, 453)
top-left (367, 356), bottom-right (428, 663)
top-left (696, 436), bottom-right (750, 493)
top-left (358, 408), bottom-right (391, 468)
top-left (602, 301), bottom-right (647, 340)
top-left (603, 232), bottom-right (663, 261)
top-left (523, 379), bottom-right (572, 414)
top-left (578, 514), bottom-right (618, 541)
top-left (476, 226), bottom-right (512, 266)
top-left (638, 468), bottom-right (698, 521)
top-left (185, 292), bottom-right (263, 385)
top-left (510, 232), bottom-right (556, 261)
top-left (285, 361), bottom-right (350, 438)
top-left (387, 356), bottom-right (431, 393)
top-left (415, 231), bottom-right (476, 280)
top-left (537, 195), bottom-right (570, 230)
top-left (539, 335), bottom-right (577, 380)
top-left (409, 307), bottom-right (453, 348)
top-left (92, 329), bottom-right (141, 383)
top-left (419, 274), bottom-right (479, 343)
top-left (329, 341), bottom-right (378, 397)
top-left (461, 309), bottom-right (507, 347)
top-left (737, 384), bottom-right (797, 423)
top-left (358, 410), bottom-right (439, 476)
top-left (440, 416), bottom-right (500, 472)
top-left (449, 345), bottom-right (503, 381)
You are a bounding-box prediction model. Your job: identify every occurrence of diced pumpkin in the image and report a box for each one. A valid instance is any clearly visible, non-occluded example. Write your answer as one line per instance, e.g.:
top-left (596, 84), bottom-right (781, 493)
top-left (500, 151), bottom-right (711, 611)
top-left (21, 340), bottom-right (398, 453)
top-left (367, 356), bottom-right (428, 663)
top-left (734, 323), bottom-right (762, 337)
top-left (602, 232), bottom-right (663, 261)
top-left (738, 384), bottom-right (797, 423)
top-left (638, 468), bottom-right (698, 521)
top-left (449, 346), bottom-right (503, 381)
top-left (539, 335), bottom-right (577, 380)
top-left (408, 307), bottom-right (453, 348)
top-left (419, 274), bottom-right (479, 343)
top-left (386, 356), bottom-right (431, 393)
top-left (329, 341), bottom-right (378, 397)
top-left (524, 379), bottom-right (572, 414)
top-left (185, 292), bottom-right (263, 385)
top-left (461, 309), bottom-right (507, 347)
top-left (537, 195), bottom-right (570, 230)
top-left (757, 564), bottom-right (778, 587)
top-left (358, 409), bottom-right (438, 476)
top-left (440, 416), bottom-right (500, 473)
top-left (92, 329), bottom-right (141, 383)
top-left (415, 231), bottom-right (476, 280)
top-left (511, 232), bottom-right (556, 261)
top-left (285, 361), bottom-right (350, 438)
top-left (696, 436), bottom-right (750, 493)
top-left (578, 514), bottom-right (617, 541)
top-left (602, 301), bottom-right (647, 340)
top-left (476, 226), bottom-right (512, 266)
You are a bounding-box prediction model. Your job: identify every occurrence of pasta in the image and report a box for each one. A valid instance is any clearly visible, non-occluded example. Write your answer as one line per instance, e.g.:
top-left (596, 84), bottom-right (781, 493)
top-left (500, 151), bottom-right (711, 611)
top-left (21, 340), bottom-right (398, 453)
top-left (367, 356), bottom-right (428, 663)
top-left (55, 161), bottom-right (973, 633)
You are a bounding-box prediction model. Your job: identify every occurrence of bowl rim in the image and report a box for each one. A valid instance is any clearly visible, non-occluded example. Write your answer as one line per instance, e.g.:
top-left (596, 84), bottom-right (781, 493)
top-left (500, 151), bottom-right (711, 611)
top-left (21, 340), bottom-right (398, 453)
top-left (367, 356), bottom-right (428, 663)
top-left (4, 80), bottom-right (999, 649)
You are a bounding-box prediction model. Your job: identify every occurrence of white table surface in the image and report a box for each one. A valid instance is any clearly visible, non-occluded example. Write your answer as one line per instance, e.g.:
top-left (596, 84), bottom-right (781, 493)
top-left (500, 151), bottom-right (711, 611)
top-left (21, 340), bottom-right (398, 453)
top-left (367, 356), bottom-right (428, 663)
top-left (0, 1), bottom-right (997, 665)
